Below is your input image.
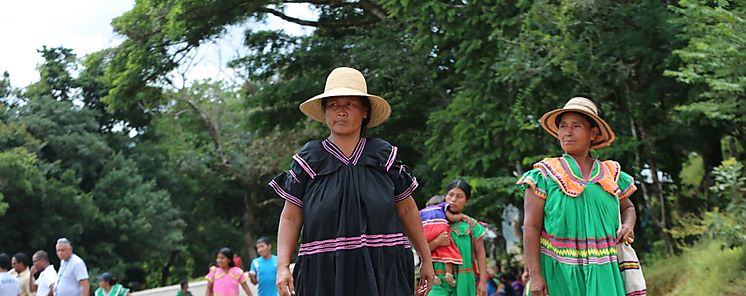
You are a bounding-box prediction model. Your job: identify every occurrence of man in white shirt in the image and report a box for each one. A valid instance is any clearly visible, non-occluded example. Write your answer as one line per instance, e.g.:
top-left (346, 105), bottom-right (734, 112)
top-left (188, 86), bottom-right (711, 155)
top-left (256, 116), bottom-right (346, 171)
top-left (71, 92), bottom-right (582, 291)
top-left (0, 253), bottom-right (20, 296)
top-left (53, 239), bottom-right (88, 296)
top-left (29, 251), bottom-right (56, 296)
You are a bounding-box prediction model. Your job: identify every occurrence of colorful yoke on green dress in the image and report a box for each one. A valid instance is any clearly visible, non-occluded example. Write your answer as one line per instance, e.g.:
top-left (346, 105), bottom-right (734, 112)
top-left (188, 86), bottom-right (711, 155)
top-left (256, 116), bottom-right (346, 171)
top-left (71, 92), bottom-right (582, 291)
top-left (429, 218), bottom-right (486, 296)
top-left (516, 154), bottom-right (637, 296)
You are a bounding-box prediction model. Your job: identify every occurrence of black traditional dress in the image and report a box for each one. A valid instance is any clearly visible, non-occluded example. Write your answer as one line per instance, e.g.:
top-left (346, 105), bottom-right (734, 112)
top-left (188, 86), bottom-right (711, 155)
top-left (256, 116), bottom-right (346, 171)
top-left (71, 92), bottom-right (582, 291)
top-left (269, 137), bottom-right (418, 296)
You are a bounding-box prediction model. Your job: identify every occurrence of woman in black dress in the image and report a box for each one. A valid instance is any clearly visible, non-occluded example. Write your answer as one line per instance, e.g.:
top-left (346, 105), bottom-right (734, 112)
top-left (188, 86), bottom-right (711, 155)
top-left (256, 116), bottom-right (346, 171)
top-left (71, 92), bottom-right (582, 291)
top-left (270, 67), bottom-right (434, 296)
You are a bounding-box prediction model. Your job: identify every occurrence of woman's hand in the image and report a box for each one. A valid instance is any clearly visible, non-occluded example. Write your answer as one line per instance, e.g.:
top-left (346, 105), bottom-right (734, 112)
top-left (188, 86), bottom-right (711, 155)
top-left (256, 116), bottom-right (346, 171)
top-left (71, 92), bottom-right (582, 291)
top-left (476, 280), bottom-right (488, 296)
top-left (276, 266), bottom-right (295, 296)
top-left (417, 262), bottom-right (435, 295)
top-left (616, 223), bottom-right (635, 244)
top-left (434, 232), bottom-right (450, 247)
top-left (529, 274), bottom-right (549, 296)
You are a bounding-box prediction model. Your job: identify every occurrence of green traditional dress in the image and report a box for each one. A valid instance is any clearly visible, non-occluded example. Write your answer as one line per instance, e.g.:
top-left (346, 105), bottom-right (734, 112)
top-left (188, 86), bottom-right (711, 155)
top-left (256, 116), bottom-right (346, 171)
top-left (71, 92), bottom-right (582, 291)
top-left (429, 218), bottom-right (486, 296)
top-left (516, 154), bottom-right (637, 296)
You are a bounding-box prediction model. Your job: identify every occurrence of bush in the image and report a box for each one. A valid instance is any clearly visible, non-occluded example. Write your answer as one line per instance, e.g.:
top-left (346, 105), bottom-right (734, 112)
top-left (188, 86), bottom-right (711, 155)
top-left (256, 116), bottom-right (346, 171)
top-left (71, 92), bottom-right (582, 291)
top-left (645, 240), bottom-right (746, 295)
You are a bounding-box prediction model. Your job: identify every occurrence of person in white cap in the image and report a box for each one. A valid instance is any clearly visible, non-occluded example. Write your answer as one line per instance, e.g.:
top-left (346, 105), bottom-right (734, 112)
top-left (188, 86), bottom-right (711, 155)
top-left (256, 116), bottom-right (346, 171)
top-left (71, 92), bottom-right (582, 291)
top-left (270, 67), bottom-right (434, 296)
top-left (517, 97), bottom-right (642, 296)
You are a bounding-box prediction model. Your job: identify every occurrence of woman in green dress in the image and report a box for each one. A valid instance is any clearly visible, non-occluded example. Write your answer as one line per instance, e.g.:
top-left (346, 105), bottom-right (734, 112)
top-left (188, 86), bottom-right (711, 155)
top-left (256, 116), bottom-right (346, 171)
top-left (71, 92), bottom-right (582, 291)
top-left (517, 97), bottom-right (639, 296)
top-left (428, 180), bottom-right (489, 296)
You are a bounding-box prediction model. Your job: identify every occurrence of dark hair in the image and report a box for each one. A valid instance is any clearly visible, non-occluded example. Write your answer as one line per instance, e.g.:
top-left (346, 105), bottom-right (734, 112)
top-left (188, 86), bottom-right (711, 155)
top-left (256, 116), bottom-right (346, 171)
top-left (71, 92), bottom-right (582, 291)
top-left (33, 250), bottom-right (49, 263)
top-left (218, 247), bottom-right (235, 267)
top-left (256, 237), bottom-right (272, 246)
top-left (321, 96), bottom-right (372, 137)
top-left (13, 253), bottom-right (29, 267)
top-left (0, 253), bottom-right (10, 270)
top-left (446, 179), bottom-right (472, 199)
top-left (180, 279), bottom-right (189, 287)
top-left (555, 111), bottom-right (598, 129)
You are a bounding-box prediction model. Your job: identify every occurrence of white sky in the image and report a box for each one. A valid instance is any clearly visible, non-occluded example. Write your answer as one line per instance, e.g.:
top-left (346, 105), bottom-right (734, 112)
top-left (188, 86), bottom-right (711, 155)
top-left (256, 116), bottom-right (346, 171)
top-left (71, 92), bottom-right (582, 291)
top-left (0, 1), bottom-right (314, 88)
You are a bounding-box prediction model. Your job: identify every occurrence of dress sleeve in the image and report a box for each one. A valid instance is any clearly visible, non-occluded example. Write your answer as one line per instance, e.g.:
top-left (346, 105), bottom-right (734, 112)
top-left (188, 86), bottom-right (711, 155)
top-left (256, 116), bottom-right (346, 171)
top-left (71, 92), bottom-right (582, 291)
top-left (385, 145), bottom-right (418, 203)
top-left (235, 268), bottom-right (247, 283)
top-left (471, 220), bottom-right (488, 241)
top-left (617, 171), bottom-right (638, 200)
top-left (268, 156), bottom-right (309, 208)
top-left (516, 168), bottom-right (548, 199)
top-left (205, 266), bottom-right (215, 283)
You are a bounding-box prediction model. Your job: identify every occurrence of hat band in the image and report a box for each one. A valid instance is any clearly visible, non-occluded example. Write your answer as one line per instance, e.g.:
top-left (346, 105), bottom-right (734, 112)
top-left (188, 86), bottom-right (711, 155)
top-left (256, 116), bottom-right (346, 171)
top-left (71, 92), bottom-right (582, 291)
top-left (563, 103), bottom-right (597, 115)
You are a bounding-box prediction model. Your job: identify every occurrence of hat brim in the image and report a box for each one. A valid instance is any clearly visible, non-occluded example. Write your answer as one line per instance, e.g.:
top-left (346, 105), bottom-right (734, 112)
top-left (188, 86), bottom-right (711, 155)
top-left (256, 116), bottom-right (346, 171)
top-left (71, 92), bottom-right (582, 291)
top-left (299, 87), bottom-right (392, 128)
top-left (540, 108), bottom-right (616, 149)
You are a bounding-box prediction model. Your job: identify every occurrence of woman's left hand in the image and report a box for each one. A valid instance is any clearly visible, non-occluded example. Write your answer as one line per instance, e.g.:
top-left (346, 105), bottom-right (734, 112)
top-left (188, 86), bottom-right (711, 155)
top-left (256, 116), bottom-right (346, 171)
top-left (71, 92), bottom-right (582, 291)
top-left (417, 263), bottom-right (434, 295)
top-left (616, 223), bottom-right (635, 244)
top-left (476, 280), bottom-right (488, 296)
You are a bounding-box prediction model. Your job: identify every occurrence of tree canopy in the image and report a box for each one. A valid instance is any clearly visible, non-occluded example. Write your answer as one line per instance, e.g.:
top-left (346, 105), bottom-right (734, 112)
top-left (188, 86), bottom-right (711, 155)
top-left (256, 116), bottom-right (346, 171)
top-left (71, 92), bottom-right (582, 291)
top-left (1, 0), bottom-right (744, 291)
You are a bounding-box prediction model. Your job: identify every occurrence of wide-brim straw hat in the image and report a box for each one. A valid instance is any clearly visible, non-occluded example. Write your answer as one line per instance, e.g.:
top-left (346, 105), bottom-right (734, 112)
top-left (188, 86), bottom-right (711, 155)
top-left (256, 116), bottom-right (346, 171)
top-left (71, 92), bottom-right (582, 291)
top-left (540, 97), bottom-right (616, 149)
top-left (299, 67), bottom-right (391, 128)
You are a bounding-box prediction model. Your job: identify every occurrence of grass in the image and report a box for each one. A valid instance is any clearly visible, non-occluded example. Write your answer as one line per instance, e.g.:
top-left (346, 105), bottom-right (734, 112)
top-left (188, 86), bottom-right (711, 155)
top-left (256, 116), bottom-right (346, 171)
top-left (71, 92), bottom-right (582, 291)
top-left (645, 240), bottom-right (746, 295)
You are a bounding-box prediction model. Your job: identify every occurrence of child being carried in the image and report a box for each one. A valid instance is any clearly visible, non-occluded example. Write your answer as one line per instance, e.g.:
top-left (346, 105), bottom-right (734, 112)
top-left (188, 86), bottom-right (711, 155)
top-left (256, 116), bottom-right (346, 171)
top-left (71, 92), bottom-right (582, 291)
top-left (420, 198), bottom-right (467, 287)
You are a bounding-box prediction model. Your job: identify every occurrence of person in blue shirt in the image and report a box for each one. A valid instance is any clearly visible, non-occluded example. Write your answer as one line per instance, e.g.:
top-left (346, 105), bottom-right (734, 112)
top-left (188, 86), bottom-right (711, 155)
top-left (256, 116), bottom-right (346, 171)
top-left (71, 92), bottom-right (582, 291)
top-left (249, 237), bottom-right (278, 296)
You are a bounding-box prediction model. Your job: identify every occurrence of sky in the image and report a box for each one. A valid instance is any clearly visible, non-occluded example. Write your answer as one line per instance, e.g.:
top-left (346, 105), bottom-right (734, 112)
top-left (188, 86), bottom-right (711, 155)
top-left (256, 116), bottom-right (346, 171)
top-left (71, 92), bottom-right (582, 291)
top-left (0, 1), bottom-right (313, 88)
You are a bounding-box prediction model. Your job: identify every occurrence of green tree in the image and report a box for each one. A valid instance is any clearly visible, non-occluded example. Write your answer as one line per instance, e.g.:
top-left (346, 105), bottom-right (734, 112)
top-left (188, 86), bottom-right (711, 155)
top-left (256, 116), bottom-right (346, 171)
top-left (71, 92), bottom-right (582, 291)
top-left (666, 0), bottom-right (746, 134)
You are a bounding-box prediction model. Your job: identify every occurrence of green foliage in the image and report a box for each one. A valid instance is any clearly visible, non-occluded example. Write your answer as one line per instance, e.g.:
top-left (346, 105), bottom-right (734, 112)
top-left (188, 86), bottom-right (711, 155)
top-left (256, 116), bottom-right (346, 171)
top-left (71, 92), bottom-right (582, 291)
top-left (679, 153), bottom-right (705, 188)
top-left (0, 72), bottom-right (10, 99)
top-left (464, 177), bottom-right (521, 225)
top-left (645, 240), bottom-right (746, 295)
top-left (666, 0), bottom-right (746, 128)
top-left (5, 0), bottom-right (746, 289)
top-left (0, 147), bottom-right (42, 216)
top-left (670, 158), bottom-right (746, 247)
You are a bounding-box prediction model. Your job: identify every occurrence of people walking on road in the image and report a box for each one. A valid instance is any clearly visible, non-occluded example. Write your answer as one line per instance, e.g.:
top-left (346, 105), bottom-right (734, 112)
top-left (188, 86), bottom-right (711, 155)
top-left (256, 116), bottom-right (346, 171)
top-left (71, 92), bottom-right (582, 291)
top-left (270, 66), bottom-right (434, 296)
top-left (0, 253), bottom-right (20, 296)
top-left (249, 237), bottom-right (278, 296)
top-left (518, 97), bottom-right (639, 296)
top-left (94, 272), bottom-right (129, 296)
top-left (29, 251), bottom-right (56, 296)
top-left (10, 253), bottom-right (31, 296)
top-left (205, 247), bottom-right (252, 296)
top-left (54, 238), bottom-right (89, 296)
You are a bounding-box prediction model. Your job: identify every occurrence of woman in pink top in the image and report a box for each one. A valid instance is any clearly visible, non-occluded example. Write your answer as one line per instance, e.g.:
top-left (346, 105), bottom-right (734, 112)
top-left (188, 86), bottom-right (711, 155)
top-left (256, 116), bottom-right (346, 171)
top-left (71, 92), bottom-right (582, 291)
top-left (205, 247), bottom-right (253, 296)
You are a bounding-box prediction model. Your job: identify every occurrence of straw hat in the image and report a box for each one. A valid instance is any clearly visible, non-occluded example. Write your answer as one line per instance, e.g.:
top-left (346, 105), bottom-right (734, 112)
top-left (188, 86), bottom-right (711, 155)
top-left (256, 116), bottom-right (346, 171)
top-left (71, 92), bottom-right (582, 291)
top-left (299, 67), bottom-right (392, 128)
top-left (540, 97), bottom-right (616, 149)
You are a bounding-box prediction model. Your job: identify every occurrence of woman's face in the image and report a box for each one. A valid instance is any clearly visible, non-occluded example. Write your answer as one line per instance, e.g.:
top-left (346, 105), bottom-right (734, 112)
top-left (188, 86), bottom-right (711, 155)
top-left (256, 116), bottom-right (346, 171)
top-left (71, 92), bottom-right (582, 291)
top-left (98, 280), bottom-right (110, 290)
top-left (216, 253), bottom-right (229, 268)
top-left (445, 187), bottom-right (468, 213)
top-left (324, 96), bottom-right (368, 137)
top-left (557, 112), bottom-right (598, 155)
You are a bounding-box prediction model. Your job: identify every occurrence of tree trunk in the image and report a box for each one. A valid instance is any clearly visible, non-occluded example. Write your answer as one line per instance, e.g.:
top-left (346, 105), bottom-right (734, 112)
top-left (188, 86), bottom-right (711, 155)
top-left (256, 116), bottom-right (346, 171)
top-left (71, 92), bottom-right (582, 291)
top-left (629, 118), bottom-right (650, 210)
top-left (638, 124), bottom-right (675, 254)
top-left (243, 189), bottom-right (259, 260)
top-left (160, 250), bottom-right (177, 287)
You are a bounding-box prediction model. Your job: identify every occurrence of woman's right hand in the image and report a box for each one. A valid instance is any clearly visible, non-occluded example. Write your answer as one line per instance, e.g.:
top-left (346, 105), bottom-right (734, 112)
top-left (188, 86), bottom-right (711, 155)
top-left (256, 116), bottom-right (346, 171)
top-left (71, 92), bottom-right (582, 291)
top-left (434, 231), bottom-right (450, 247)
top-left (529, 274), bottom-right (549, 296)
top-left (276, 266), bottom-right (295, 296)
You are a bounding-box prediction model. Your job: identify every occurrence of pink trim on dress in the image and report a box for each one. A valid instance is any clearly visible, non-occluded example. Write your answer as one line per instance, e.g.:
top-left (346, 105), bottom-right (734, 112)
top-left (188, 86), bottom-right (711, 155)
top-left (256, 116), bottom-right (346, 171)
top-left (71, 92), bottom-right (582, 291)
top-left (385, 146), bottom-right (398, 171)
top-left (269, 180), bottom-right (303, 207)
top-left (297, 233), bottom-right (410, 256)
top-left (292, 154), bottom-right (316, 179)
top-left (394, 177), bottom-right (418, 202)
